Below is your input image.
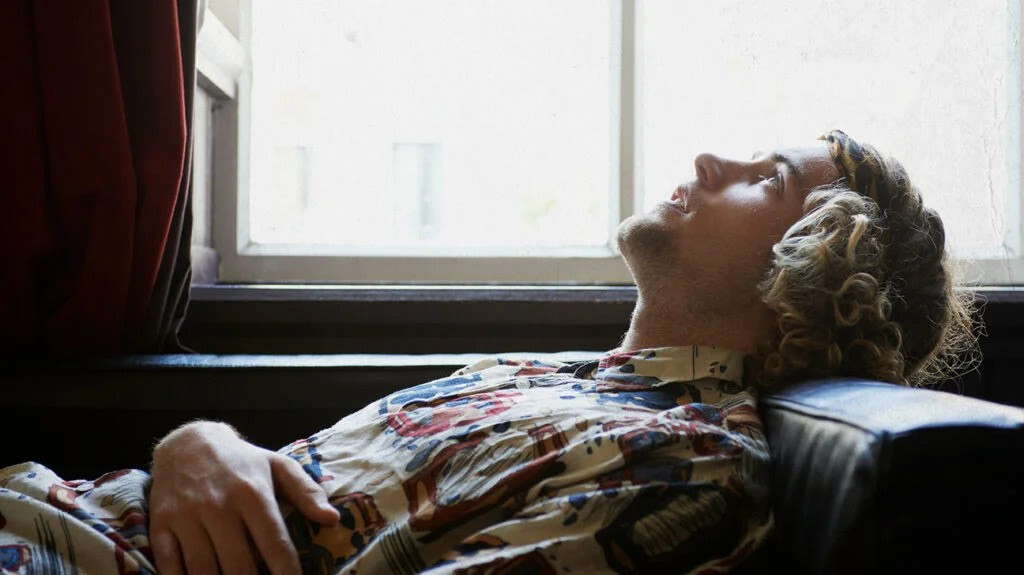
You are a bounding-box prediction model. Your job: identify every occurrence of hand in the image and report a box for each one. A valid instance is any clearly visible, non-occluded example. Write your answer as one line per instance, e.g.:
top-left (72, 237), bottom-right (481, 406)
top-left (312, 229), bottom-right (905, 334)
top-left (148, 421), bottom-right (340, 574)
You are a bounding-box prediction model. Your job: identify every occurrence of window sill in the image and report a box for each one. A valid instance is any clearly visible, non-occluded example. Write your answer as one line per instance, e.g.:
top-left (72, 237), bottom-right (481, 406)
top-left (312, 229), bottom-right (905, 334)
top-left (181, 284), bottom-right (638, 354)
top-left (189, 284), bottom-right (639, 303)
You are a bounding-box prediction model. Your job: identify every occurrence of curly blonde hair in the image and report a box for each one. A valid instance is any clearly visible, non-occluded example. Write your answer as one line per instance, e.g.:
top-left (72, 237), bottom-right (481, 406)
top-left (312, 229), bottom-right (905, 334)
top-left (754, 136), bottom-right (980, 391)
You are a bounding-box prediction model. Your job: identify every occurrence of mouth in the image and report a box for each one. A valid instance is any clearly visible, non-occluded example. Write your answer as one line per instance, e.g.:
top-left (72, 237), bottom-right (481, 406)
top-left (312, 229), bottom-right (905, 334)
top-left (666, 185), bottom-right (690, 213)
top-left (660, 200), bottom-right (688, 216)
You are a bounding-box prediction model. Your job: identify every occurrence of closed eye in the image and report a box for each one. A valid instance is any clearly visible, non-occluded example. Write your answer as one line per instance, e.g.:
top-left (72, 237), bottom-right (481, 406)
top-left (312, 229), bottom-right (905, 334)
top-left (753, 150), bottom-right (797, 196)
top-left (760, 170), bottom-right (784, 196)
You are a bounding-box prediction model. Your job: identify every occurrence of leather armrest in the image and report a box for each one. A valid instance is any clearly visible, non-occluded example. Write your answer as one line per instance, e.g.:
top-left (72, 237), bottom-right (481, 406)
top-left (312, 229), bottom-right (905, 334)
top-left (758, 378), bottom-right (1024, 574)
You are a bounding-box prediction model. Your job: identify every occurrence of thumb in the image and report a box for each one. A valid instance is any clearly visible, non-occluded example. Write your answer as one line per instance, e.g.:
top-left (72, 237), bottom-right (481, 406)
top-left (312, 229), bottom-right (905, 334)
top-left (271, 454), bottom-right (340, 525)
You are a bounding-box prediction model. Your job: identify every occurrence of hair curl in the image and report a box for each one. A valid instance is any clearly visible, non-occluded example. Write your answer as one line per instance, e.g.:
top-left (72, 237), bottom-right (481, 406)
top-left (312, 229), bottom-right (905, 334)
top-left (753, 150), bottom-right (980, 391)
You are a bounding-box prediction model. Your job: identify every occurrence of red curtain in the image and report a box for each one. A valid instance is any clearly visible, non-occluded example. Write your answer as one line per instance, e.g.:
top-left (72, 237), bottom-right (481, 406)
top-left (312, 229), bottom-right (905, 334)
top-left (0, 0), bottom-right (192, 354)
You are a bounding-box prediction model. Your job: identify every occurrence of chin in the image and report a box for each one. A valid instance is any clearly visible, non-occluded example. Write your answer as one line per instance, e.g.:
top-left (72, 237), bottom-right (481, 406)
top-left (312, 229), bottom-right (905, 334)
top-left (615, 214), bottom-right (676, 277)
top-left (615, 214), bottom-right (649, 255)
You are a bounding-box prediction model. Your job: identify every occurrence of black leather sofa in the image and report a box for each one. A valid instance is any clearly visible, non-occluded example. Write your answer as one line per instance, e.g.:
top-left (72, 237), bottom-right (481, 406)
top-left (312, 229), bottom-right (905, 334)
top-left (5, 357), bottom-right (1023, 573)
top-left (754, 378), bottom-right (1024, 574)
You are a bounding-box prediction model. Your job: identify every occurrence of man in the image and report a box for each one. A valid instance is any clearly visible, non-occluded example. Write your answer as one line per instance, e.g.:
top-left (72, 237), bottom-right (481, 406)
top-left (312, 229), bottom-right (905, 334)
top-left (0, 131), bottom-right (973, 574)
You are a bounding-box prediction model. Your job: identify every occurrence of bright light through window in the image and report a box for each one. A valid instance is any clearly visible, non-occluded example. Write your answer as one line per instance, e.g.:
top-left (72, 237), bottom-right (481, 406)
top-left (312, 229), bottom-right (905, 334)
top-left (249, 0), bottom-right (613, 256)
top-left (643, 0), bottom-right (1017, 260)
top-left (231, 0), bottom-right (1021, 283)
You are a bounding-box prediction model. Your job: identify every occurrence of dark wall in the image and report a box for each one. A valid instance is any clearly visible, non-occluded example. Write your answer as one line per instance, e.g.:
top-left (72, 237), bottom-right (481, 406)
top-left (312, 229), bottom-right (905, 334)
top-left (3, 360), bottom-right (459, 478)
top-left (966, 290), bottom-right (1024, 407)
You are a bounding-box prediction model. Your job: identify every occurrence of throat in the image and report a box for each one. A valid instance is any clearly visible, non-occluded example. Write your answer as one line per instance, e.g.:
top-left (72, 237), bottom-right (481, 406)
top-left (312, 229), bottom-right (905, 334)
top-left (618, 295), bottom-right (770, 355)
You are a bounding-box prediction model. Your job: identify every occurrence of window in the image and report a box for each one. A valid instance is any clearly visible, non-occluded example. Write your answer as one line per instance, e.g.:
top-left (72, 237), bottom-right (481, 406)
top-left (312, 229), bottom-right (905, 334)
top-left (196, 0), bottom-right (1023, 285)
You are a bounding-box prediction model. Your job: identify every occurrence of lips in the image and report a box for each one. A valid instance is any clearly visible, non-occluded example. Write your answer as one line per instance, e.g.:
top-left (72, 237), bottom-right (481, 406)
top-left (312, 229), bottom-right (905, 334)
top-left (667, 185), bottom-right (690, 213)
top-left (662, 200), bottom-right (687, 215)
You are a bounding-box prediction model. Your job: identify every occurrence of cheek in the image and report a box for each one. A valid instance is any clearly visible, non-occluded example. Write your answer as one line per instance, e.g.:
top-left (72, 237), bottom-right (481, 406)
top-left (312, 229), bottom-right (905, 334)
top-left (708, 208), bottom-right (787, 263)
top-left (673, 197), bottom-right (799, 266)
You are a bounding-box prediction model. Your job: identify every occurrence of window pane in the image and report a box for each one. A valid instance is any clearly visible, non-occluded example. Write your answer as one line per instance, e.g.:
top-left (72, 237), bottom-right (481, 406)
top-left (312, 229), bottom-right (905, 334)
top-left (249, 0), bottom-right (613, 253)
top-left (643, 0), bottom-right (1016, 259)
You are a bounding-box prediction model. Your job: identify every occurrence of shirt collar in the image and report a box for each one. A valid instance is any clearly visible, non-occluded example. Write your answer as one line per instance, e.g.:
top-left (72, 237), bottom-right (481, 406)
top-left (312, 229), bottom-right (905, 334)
top-left (596, 346), bottom-right (746, 387)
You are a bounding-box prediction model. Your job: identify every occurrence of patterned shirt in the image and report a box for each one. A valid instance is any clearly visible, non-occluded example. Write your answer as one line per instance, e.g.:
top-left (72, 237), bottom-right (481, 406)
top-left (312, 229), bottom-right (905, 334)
top-left (0, 346), bottom-right (772, 574)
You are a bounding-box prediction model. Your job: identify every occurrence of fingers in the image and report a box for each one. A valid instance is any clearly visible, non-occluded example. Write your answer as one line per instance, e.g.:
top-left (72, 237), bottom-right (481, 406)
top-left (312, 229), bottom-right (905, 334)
top-left (173, 523), bottom-right (220, 575)
top-left (271, 454), bottom-right (340, 525)
top-left (153, 492), bottom-right (288, 575)
top-left (150, 527), bottom-right (185, 575)
top-left (153, 504), bottom-right (277, 575)
top-left (240, 491), bottom-right (302, 575)
top-left (206, 513), bottom-right (261, 575)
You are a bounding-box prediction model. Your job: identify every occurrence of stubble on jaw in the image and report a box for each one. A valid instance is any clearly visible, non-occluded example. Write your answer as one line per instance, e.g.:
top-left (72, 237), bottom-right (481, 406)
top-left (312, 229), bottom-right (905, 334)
top-left (616, 212), bottom-right (768, 318)
top-left (615, 214), bottom-right (681, 293)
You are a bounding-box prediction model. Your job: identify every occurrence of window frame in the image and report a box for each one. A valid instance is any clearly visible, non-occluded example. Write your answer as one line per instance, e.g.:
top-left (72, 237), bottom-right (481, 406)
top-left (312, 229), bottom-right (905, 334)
top-left (199, 0), bottom-right (1024, 287)
top-left (966, 0), bottom-right (1024, 285)
top-left (204, 0), bottom-right (639, 284)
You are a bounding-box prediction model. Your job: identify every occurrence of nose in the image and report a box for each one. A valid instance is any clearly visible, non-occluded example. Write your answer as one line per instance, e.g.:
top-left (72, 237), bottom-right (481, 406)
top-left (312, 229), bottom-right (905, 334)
top-left (694, 152), bottom-right (746, 190)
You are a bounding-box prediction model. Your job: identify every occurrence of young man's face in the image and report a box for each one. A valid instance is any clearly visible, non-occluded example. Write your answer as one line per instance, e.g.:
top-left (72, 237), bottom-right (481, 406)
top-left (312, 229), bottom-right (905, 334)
top-left (617, 141), bottom-right (840, 311)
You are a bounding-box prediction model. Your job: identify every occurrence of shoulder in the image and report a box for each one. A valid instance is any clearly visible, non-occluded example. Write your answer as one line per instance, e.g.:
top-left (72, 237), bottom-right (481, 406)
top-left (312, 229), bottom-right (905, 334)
top-left (452, 356), bottom-right (570, 377)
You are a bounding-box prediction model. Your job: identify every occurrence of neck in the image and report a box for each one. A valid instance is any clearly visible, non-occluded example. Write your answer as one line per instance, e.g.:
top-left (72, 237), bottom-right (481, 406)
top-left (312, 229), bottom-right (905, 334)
top-left (617, 294), bottom-right (771, 356)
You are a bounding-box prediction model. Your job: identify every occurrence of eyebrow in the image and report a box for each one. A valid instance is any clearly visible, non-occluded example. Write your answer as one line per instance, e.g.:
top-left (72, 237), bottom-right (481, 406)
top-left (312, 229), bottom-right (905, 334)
top-left (767, 152), bottom-right (805, 192)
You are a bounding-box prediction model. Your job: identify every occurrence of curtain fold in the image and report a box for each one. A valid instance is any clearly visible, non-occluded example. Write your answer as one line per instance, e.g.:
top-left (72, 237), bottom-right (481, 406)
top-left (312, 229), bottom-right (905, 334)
top-left (142, 0), bottom-right (198, 353)
top-left (0, 0), bottom-right (196, 355)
